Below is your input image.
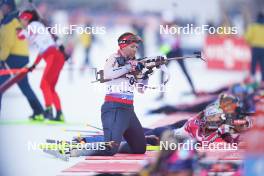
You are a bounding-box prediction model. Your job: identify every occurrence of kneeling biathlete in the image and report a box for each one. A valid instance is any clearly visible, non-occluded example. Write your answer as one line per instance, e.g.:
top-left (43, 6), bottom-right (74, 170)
top-left (70, 32), bottom-right (160, 156)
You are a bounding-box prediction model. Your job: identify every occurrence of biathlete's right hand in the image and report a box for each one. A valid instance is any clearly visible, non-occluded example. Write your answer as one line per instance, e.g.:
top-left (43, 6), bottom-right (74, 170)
top-left (28, 64), bottom-right (36, 72)
top-left (128, 60), bottom-right (144, 72)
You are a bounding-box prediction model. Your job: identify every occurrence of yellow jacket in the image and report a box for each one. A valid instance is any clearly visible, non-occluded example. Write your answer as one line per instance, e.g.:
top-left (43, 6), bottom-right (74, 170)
top-left (0, 16), bottom-right (28, 61)
top-left (244, 23), bottom-right (264, 48)
top-left (79, 33), bottom-right (92, 48)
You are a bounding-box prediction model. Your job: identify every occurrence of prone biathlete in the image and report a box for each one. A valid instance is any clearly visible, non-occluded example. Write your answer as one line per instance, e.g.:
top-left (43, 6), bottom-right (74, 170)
top-left (172, 104), bottom-right (240, 144)
top-left (145, 104), bottom-right (242, 144)
top-left (18, 10), bottom-right (65, 121)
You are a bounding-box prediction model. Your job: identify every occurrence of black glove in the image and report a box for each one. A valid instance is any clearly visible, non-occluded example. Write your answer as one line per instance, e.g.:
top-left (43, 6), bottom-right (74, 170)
top-left (59, 45), bottom-right (71, 61)
top-left (156, 56), bottom-right (165, 61)
top-left (142, 69), bottom-right (153, 80)
top-left (116, 57), bottom-right (127, 67)
top-left (28, 64), bottom-right (36, 72)
top-left (135, 62), bottom-right (145, 72)
top-left (155, 56), bottom-right (165, 68)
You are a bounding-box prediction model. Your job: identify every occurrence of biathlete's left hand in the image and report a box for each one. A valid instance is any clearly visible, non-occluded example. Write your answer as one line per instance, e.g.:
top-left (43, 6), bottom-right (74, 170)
top-left (28, 64), bottom-right (36, 72)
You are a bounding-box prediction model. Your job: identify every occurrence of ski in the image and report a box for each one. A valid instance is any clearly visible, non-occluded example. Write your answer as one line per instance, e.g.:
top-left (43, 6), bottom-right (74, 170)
top-left (43, 149), bottom-right (69, 161)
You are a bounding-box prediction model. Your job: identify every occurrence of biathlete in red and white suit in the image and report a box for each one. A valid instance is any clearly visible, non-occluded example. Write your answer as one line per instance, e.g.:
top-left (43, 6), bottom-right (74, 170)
top-left (18, 10), bottom-right (65, 121)
top-left (173, 104), bottom-right (239, 144)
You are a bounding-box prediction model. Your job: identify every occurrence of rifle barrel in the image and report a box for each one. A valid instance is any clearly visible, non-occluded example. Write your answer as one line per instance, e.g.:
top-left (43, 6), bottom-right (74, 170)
top-left (166, 56), bottom-right (195, 61)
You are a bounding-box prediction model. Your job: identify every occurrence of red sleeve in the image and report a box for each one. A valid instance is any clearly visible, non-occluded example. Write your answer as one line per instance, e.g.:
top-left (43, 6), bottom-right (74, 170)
top-left (184, 118), bottom-right (200, 138)
top-left (184, 112), bottom-right (203, 132)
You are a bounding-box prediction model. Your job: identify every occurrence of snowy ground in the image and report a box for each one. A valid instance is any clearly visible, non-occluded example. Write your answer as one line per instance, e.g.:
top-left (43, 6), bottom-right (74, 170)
top-left (0, 28), bottom-right (246, 176)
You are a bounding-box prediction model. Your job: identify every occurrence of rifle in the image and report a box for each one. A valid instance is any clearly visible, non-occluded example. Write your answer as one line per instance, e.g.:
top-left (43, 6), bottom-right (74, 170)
top-left (137, 51), bottom-right (204, 68)
top-left (92, 51), bottom-right (205, 84)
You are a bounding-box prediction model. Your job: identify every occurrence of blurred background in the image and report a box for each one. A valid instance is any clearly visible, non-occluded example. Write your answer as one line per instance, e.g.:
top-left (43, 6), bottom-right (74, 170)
top-left (2, 0), bottom-right (263, 121)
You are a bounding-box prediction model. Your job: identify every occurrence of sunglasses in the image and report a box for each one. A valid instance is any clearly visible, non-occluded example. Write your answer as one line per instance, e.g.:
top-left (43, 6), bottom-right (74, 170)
top-left (118, 35), bottom-right (142, 45)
